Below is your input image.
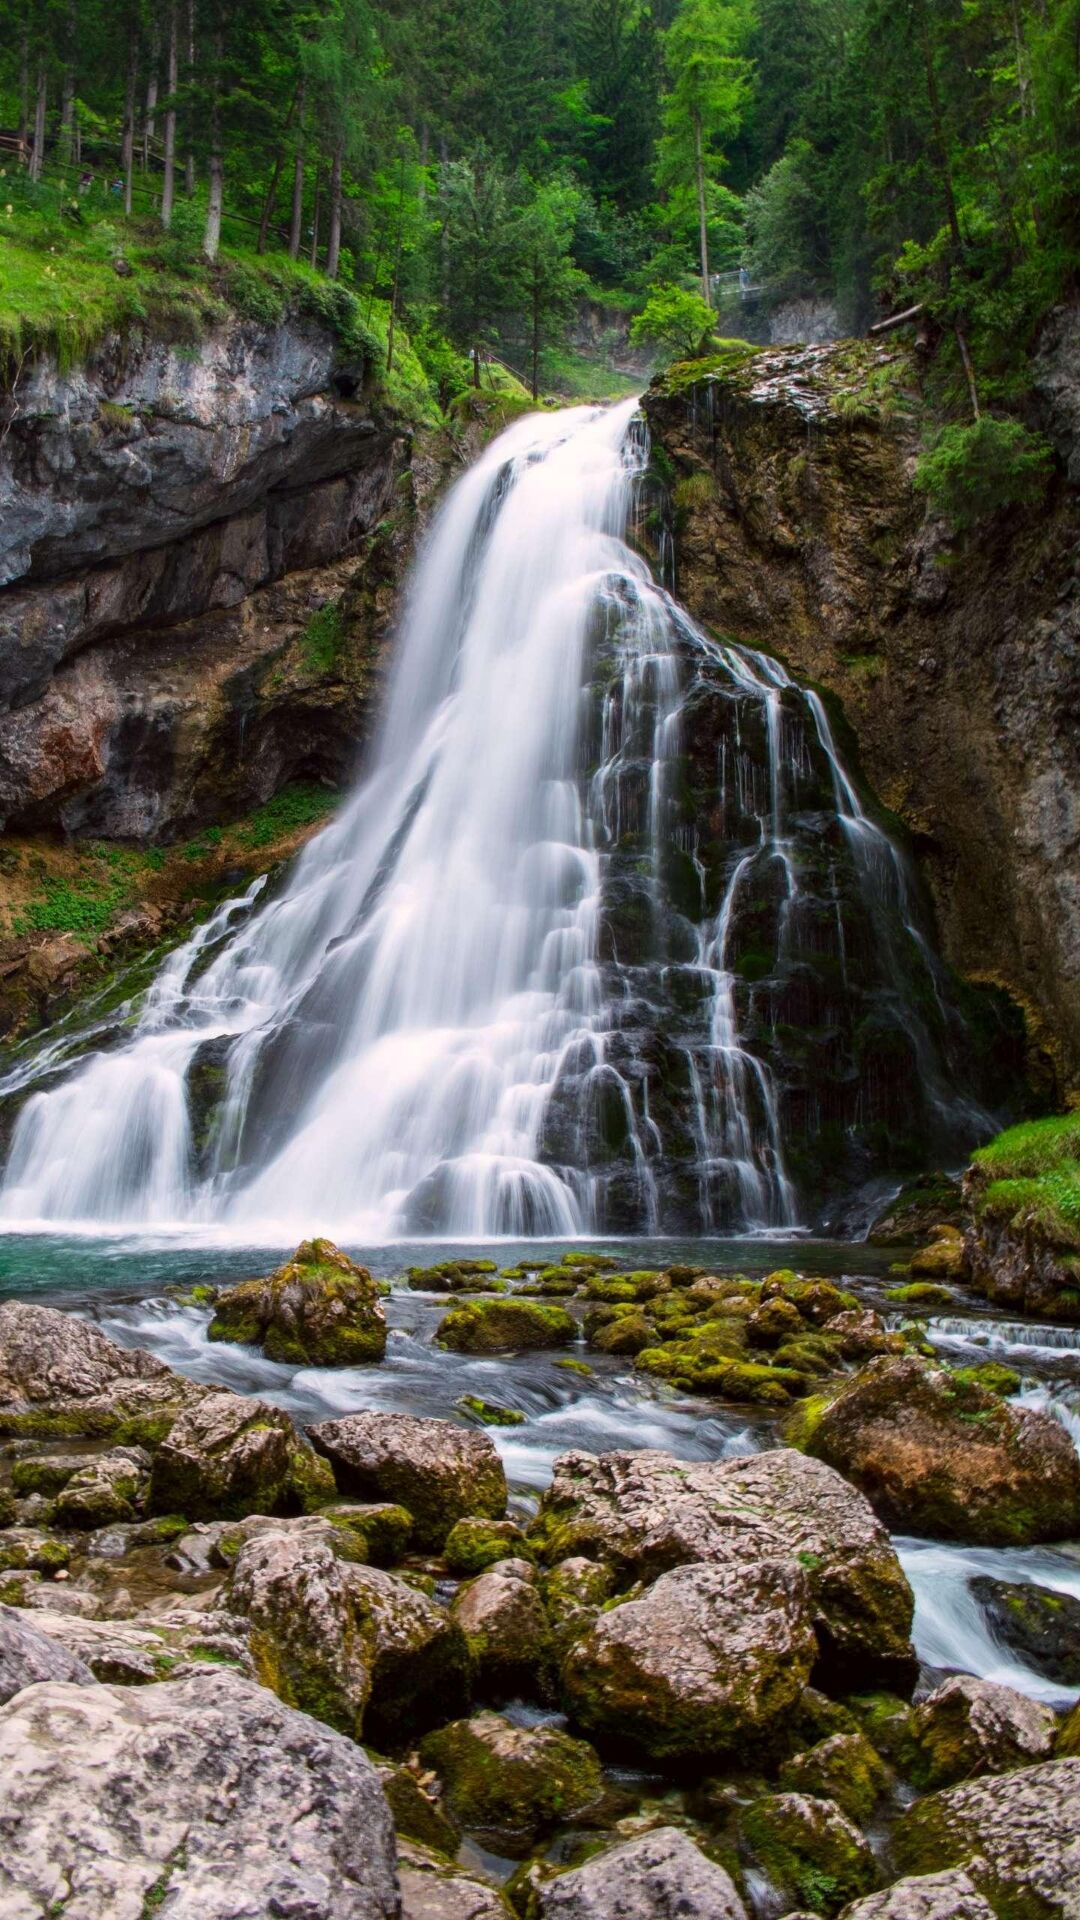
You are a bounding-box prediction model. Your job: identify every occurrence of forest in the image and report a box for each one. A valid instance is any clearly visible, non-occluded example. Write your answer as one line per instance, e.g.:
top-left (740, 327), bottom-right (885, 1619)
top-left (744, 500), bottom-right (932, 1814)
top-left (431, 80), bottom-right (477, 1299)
top-left (0, 0), bottom-right (1077, 432)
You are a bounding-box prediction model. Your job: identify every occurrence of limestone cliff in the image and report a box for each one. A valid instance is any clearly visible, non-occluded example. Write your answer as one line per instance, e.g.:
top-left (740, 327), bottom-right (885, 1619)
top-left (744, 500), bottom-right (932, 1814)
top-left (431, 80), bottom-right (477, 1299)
top-left (642, 321), bottom-right (1080, 1098)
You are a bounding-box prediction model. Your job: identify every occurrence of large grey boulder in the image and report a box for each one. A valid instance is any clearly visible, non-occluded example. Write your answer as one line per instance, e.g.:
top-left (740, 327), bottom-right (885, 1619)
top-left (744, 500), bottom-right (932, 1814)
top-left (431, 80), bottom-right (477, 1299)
top-left (536, 1827), bottom-right (749, 1920)
top-left (309, 1410), bottom-right (507, 1549)
top-left (893, 1756), bottom-right (1080, 1916)
top-left (0, 1300), bottom-right (203, 1444)
top-left (0, 1602), bottom-right (96, 1704)
top-left (149, 1389), bottom-right (335, 1520)
top-left (450, 1558), bottom-right (549, 1692)
top-left (0, 1666), bottom-right (398, 1917)
top-left (562, 1557), bottom-right (816, 1758)
top-left (529, 1447), bottom-right (913, 1671)
top-left (835, 1870), bottom-right (997, 1919)
top-left (52, 1445), bottom-right (152, 1529)
top-left (910, 1674), bottom-right (1057, 1788)
top-left (399, 1840), bottom-right (512, 1920)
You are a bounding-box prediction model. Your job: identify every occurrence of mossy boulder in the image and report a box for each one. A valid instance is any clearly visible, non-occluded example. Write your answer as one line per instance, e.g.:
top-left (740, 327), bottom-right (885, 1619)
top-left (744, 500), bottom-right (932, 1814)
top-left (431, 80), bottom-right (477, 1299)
top-left (868, 1173), bottom-right (964, 1246)
top-left (418, 1711), bottom-right (603, 1851)
top-left (778, 1731), bottom-right (889, 1824)
top-left (456, 1395), bottom-right (525, 1427)
top-left (0, 1300), bottom-right (205, 1445)
top-left (542, 1554), bottom-right (616, 1658)
top-left (308, 1410), bottom-right (506, 1550)
top-left (52, 1444), bottom-right (151, 1529)
top-left (909, 1226), bottom-right (968, 1281)
top-left (581, 1271), bottom-right (666, 1303)
top-left (562, 1557), bottom-right (816, 1760)
top-left (885, 1283), bottom-right (958, 1309)
top-left (970, 1575), bottom-right (1080, 1685)
top-left (208, 1238), bottom-right (387, 1367)
top-left (892, 1757), bottom-right (1080, 1915)
top-left (444, 1517), bottom-right (532, 1577)
top-left (150, 1391), bottom-right (335, 1522)
top-left (373, 1763), bottom-right (461, 1855)
top-left (951, 1361), bottom-right (1021, 1398)
top-left (0, 1526), bottom-right (72, 1575)
top-left (793, 1353), bottom-right (1080, 1545)
top-left (739, 1792), bottom-right (877, 1916)
top-left (450, 1559), bottom-right (549, 1692)
top-left (322, 1502), bottom-right (413, 1567)
top-left (832, 1869), bottom-right (997, 1918)
top-left (588, 1310), bottom-right (654, 1356)
top-left (909, 1675), bottom-right (1056, 1789)
top-left (407, 1260), bottom-right (500, 1293)
top-left (9, 1453), bottom-right (98, 1498)
top-left (533, 1827), bottom-right (749, 1920)
top-left (435, 1298), bottom-right (576, 1353)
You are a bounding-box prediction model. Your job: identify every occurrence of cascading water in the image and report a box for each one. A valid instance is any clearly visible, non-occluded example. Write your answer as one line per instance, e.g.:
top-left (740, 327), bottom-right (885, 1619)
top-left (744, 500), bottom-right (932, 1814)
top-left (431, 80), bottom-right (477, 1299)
top-left (0, 399), bottom-right (995, 1239)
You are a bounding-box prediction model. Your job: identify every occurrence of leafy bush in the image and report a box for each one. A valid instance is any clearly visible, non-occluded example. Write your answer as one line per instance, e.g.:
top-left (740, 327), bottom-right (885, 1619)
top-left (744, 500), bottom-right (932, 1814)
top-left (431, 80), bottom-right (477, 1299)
top-left (241, 783), bottom-right (338, 847)
top-left (221, 259), bottom-right (290, 327)
top-left (913, 417), bottom-right (1053, 530)
top-left (630, 284), bottom-right (715, 361)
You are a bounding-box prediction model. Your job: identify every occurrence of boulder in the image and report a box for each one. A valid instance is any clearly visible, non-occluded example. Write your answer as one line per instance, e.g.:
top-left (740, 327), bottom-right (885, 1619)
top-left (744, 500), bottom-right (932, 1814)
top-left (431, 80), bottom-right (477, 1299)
top-left (0, 1300), bottom-right (204, 1443)
top-left (779, 1731), bottom-right (890, 1823)
top-left (376, 1765), bottom-right (461, 1854)
top-left (739, 1792), bottom-right (877, 1917)
top-left (970, 1575), bottom-right (1080, 1685)
top-left (909, 1675), bottom-right (1057, 1788)
top-left (444, 1517), bottom-right (532, 1576)
top-left (208, 1237), bottom-right (387, 1365)
top-left (221, 1526), bottom-right (468, 1745)
top-left (909, 1227), bottom-right (969, 1280)
top-left (309, 1410), bottom-right (507, 1550)
top-left (0, 1601), bottom-right (96, 1703)
top-left (419, 1710), bottom-right (603, 1850)
top-left (536, 1827), bottom-right (749, 1920)
top-left (52, 1444), bottom-right (151, 1529)
top-left (435, 1298), bottom-right (576, 1353)
top-left (11, 1607), bottom-right (215, 1686)
top-left (150, 1390), bottom-right (335, 1521)
top-left (543, 1556), bottom-right (616, 1658)
top-left (893, 1757), bottom-right (1080, 1916)
top-left (399, 1839), bottom-right (513, 1920)
top-left (529, 1447), bottom-right (914, 1673)
top-left (0, 1666), bottom-right (398, 1918)
top-left (0, 1525), bottom-right (73, 1574)
top-left (562, 1557), bottom-right (816, 1759)
top-left (796, 1354), bottom-right (1080, 1544)
top-left (834, 1869), bottom-right (997, 1918)
top-left (450, 1559), bottom-right (549, 1692)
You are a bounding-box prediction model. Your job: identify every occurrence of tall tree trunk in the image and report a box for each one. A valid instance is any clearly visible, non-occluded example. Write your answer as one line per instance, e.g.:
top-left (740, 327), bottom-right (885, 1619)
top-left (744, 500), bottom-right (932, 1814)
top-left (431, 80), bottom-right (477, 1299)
top-left (914, 0), bottom-right (978, 418)
top-left (203, 38), bottom-right (223, 261)
top-left (531, 272), bottom-right (540, 401)
top-left (29, 61), bottom-right (46, 182)
top-left (58, 5), bottom-right (77, 171)
top-left (160, 3), bottom-right (178, 229)
top-left (693, 110), bottom-right (710, 307)
top-left (310, 168), bottom-right (321, 266)
top-left (121, 48), bottom-right (137, 213)
top-left (326, 143), bottom-right (342, 279)
top-left (18, 32), bottom-right (29, 151)
top-left (184, 0), bottom-right (196, 194)
top-left (954, 325), bottom-right (981, 421)
top-left (288, 81), bottom-right (306, 259)
top-left (257, 80), bottom-right (300, 253)
top-left (143, 30), bottom-right (159, 170)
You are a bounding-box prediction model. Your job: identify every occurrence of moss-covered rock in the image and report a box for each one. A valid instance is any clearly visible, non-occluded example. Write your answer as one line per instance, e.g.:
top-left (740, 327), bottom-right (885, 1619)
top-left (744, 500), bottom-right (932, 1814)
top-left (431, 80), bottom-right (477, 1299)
top-left (418, 1711), bottom-right (603, 1850)
top-left (0, 1526), bottom-right (72, 1574)
top-left (436, 1298), bottom-right (576, 1353)
top-left (0, 1299), bottom-right (205, 1445)
top-left (322, 1502), bottom-right (413, 1567)
top-left (778, 1731), bottom-right (889, 1824)
top-left (52, 1444), bottom-right (150, 1529)
top-left (582, 1272), bottom-right (667, 1303)
top-left (909, 1675), bottom-right (1056, 1789)
top-left (950, 1361), bottom-right (1021, 1398)
top-left (456, 1395), bottom-right (526, 1427)
top-left (892, 1756), bottom-right (1080, 1914)
top-left (909, 1227), bottom-right (968, 1281)
top-left (444, 1517), bottom-right (532, 1577)
top-left (374, 1762), bottom-right (462, 1855)
top-left (309, 1410), bottom-right (507, 1550)
top-left (793, 1352), bottom-right (1080, 1545)
top-left (450, 1559), bottom-right (550, 1693)
top-left (589, 1311), bottom-right (654, 1356)
top-left (739, 1791), bottom-right (877, 1916)
top-left (208, 1238), bottom-right (387, 1366)
top-left (407, 1260), bottom-right (500, 1293)
top-left (970, 1575), bottom-right (1080, 1685)
top-left (885, 1282), bottom-right (958, 1309)
top-left (150, 1391), bottom-right (335, 1522)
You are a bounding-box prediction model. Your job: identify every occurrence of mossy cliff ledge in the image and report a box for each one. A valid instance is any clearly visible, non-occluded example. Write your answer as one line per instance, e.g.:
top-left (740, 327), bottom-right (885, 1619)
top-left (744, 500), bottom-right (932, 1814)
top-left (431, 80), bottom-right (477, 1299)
top-left (0, 310), bottom-right (422, 844)
top-left (643, 325), bottom-right (1080, 1096)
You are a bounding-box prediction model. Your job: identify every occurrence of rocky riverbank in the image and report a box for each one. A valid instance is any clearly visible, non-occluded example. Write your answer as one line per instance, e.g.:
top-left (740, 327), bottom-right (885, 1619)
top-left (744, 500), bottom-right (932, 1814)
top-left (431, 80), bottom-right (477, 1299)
top-left (1, 1239), bottom-right (1078, 1917)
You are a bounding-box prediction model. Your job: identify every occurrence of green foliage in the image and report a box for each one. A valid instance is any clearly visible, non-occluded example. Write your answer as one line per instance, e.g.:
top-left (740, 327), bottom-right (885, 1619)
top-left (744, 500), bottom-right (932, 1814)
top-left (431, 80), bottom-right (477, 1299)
top-left (973, 1112), bottom-right (1080, 1249)
top-left (299, 602), bottom-right (346, 675)
top-left (630, 283), bottom-right (716, 360)
top-left (239, 783), bottom-right (339, 848)
top-left (914, 418), bottom-right (1054, 530)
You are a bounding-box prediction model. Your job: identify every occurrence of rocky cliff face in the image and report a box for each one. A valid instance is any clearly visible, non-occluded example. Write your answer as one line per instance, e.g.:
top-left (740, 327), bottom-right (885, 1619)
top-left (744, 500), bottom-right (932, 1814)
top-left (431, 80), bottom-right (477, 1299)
top-left (0, 315), bottom-right (426, 841)
top-left (643, 324), bottom-right (1080, 1099)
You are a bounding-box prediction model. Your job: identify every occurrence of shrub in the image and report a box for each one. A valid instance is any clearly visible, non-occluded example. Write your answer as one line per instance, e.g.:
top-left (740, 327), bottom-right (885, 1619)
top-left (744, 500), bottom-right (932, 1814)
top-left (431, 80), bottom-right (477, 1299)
top-left (913, 417), bottom-right (1053, 530)
top-left (630, 283), bottom-right (716, 361)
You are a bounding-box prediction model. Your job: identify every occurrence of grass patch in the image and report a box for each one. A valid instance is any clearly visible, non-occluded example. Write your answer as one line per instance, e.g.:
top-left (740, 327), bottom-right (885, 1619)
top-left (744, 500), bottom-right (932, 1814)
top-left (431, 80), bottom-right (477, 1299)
top-left (238, 782), bottom-right (339, 848)
top-left (299, 601), bottom-right (346, 675)
top-left (972, 1113), bottom-right (1080, 1249)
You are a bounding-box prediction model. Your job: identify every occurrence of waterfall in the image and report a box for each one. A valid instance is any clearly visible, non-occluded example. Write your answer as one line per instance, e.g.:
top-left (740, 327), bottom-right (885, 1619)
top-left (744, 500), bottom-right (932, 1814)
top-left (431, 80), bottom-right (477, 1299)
top-left (0, 400), bottom-right (989, 1240)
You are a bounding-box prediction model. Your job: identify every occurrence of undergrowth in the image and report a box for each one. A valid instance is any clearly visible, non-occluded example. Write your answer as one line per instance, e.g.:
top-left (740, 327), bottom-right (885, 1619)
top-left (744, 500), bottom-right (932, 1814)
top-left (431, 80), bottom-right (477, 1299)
top-left (972, 1113), bottom-right (1080, 1248)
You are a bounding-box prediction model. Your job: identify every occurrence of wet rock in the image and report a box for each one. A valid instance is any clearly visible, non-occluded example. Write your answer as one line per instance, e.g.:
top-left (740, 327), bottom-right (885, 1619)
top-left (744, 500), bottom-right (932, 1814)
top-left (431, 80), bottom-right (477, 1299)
top-left (376, 1765), bottom-right (462, 1854)
top-left (399, 1838), bottom-right (513, 1920)
top-left (909, 1675), bottom-right (1057, 1788)
top-left (0, 1300), bottom-right (205, 1444)
top-left (0, 1525), bottom-right (73, 1574)
top-left (435, 1298), bottom-right (577, 1353)
top-left (589, 1310), bottom-right (654, 1356)
top-left (0, 1601), bottom-right (96, 1702)
top-left (457, 1395), bottom-right (526, 1427)
top-left (970, 1576), bottom-right (1080, 1685)
top-left (834, 1869), bottom-right (997, 1918)
top-left (868, 1174), bottom-right (965, 1247)
top-left (542, 1555), bottom-right (616, 1658)
top-left (222, 1526), bottom-right (469, 1745)
top-left (208, 1237), bottom-right (387, 1366)
top-left (0, 1665), bottom-right (398, 1917)
top-left (309, 1410), bottom-right (507, 1550)
top-left (893, 1756), bottom-right (1080, 1915)
top-left (16, 1608), bottom-right (209, 1685)
top-left (529, 1448), bottom-right (914, 1673)
top-left (444, 1517), bottom-right (532, 1576)
top-left (450, 1558), bottom-right (549, 1692)
top-left (407, 1260), bottom-right (501, 1293)
top-left (562, 1556), bottom-right (816, 1759)
top-left (822, 1309), bottom-right (904, 1361)
top-left (740, 1792), bottom-right (877, 1917)
top-left (150, 1390), bottom-right (334, 1521)
top-left (748, 1295), bottom-right (805, 1346)
top-left (419, 1710), bottom-right (603, 1851)
top-left (908, 1226), bottom-right (968, 1281)
top-left (779, 1731), bottom-right (890, 1824)
top-left (52, 1444), bottom-right (151, 1529)
top-left (536, 1826), bottom-right (749, 1920)
top-left (795, 1353), bottom-right (1080, 1544)
top-left (9, 1450), bottom-right (102, 1497)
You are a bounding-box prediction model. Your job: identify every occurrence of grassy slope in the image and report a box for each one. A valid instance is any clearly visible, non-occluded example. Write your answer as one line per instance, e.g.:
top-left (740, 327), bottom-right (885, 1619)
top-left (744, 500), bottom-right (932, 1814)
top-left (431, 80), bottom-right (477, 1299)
top-left (971, 1113), bottom-right (1080, 1249)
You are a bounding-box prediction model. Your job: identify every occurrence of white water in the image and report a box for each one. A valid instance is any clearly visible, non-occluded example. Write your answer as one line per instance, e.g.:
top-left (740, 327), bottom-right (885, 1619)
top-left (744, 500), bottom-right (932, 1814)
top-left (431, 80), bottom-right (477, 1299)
top-left (0, 400), bottom-right (977, 1240)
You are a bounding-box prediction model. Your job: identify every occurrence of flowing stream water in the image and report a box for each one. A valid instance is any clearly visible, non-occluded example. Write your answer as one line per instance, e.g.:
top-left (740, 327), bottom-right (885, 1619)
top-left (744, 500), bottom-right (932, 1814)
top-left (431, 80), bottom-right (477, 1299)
top-left (0, 399), bottom-right (993, 1239)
